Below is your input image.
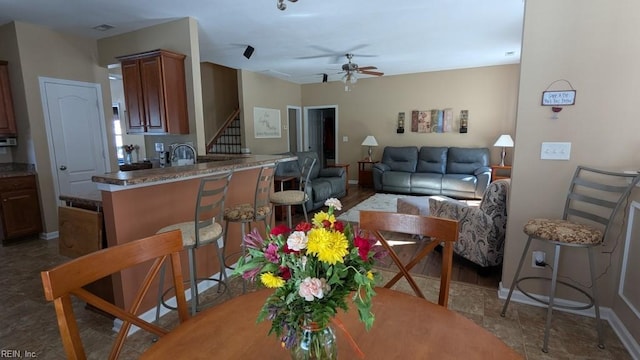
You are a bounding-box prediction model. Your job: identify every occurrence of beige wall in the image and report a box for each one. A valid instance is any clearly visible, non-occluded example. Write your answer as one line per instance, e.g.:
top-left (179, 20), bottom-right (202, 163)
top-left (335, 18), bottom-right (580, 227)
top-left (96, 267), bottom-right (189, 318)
top-left (505, 0), bottom-right (640, 339)
top-left (97, 17), bottom-right (205, 154)
top-left (0, 21), bottom-right (113, 234)
top-left (239, 70), bottom-right (302, 154)
top-left (300, 65), bottom-right (520, 181)
top-left (200, 62), bottom-right (239, 145)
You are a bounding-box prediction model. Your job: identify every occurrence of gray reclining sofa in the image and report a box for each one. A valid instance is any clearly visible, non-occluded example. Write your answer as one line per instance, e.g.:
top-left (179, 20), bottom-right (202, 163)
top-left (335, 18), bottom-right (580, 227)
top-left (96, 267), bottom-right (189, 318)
top-left (372, 146), bottom-right (491, 199)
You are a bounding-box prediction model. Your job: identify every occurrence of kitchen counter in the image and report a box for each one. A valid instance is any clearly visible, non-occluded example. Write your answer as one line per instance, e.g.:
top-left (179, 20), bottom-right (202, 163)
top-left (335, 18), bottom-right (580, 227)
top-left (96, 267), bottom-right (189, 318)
top-left (59, 192), bottom-right (102, 211)
top-left (91, 153), bottom-right (295, 313)
top-left (0, 162), bottom-right (37, 178)
top-left (92, 154), bottom-right (294, 189)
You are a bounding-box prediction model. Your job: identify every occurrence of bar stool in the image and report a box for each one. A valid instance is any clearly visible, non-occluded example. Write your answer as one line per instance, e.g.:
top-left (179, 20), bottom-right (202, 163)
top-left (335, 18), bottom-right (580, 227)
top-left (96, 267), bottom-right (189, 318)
top-left (222, 164), bottom-right (275, 290)
top-left (155, 171), bottom-right (232, 317)
top-left (501, 166), bottom-right (640, 353)
top-left (270, 156), bottom-right (315, 228)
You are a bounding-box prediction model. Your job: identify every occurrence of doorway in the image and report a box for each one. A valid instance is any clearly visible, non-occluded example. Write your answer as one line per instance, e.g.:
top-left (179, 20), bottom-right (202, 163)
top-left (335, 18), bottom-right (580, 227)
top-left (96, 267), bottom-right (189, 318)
top-left (287, 106), bottom-right (302, 152)
top-left (303, 105), bottom-right (338, 167)
top-left (40, 77), bottom-right (110, 200)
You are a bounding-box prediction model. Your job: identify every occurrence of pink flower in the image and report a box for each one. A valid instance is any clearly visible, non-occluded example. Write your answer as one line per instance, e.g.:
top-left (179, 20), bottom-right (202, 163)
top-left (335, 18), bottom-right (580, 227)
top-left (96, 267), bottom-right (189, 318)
top-left (298, 277), bottom-right (330, 301)
top-left (242, 266), bottom-right (262, 281)
top-left (244, 228), bottom-right (265, 249)
top-left (264, 243), bottom-right (280, 263)
top-left (287, 231), bottom-right (308, 251)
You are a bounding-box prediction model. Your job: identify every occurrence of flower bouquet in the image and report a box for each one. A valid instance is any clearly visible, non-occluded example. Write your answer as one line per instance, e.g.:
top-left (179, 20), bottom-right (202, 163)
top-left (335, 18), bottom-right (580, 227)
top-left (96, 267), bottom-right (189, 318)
top-left (234, 198), bottom-right (385, 358)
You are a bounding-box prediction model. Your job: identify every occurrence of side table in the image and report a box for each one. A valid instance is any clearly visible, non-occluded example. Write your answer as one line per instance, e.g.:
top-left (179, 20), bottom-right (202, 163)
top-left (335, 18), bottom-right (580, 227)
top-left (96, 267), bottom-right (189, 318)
top-left (490, 165), bottom-right (512, 182)
top-left (328, 163), bottom-right (350, 195)
top-left (358, 160), bottom-right (377, 188)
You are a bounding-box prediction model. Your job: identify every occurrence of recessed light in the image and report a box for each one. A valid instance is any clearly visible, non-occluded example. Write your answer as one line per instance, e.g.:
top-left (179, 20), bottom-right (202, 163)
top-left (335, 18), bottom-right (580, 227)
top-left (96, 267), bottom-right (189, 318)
top-left (93, 24), bottom-right (114, 31)
top-left (505, 51), bottom-right (516, 56)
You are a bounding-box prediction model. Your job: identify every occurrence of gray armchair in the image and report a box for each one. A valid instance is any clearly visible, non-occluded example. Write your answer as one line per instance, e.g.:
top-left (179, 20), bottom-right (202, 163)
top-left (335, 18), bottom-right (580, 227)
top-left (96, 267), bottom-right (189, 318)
top-left (275, 151), bottom-right (347, 212)
top-left (428, 179), bottom-right (510, 267)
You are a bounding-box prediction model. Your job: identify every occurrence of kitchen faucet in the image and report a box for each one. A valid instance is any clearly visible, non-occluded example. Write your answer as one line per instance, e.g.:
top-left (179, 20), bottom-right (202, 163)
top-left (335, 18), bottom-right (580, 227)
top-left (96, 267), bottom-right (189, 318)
top-left (171, 143), bottom-right (196, 165)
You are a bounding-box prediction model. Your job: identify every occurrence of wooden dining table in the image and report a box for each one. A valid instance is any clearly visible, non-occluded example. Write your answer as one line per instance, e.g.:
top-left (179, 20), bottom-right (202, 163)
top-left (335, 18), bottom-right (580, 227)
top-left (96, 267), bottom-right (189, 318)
top-left (141, 287), bottom-right (523, 359)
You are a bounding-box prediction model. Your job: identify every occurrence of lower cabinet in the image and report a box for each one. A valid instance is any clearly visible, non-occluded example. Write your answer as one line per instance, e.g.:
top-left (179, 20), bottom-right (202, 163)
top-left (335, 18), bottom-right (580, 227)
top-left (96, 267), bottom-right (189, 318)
top-left (0, 175), bottom-right (42, 244)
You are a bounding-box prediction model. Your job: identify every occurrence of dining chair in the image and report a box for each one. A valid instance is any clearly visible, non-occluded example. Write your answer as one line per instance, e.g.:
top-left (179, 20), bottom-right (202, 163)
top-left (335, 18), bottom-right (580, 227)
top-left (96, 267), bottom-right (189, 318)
top-left (40, 230), bottom-right (190, 360)
top-left (270, 156), bottom-right (316, 228)
top-left (223, 164), bottom-right (275, 292)
top-left (501, 165), bottom-right (640, 353)
top-left (359, 210), bottom-right (459, 307)
top-left (156, 171), bottom-right (233, 316)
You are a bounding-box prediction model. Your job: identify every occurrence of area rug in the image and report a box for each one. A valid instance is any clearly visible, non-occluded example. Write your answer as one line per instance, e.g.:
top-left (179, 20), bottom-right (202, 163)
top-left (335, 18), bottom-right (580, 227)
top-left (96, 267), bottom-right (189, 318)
top-left (337, 193), bottom-right (410, 223)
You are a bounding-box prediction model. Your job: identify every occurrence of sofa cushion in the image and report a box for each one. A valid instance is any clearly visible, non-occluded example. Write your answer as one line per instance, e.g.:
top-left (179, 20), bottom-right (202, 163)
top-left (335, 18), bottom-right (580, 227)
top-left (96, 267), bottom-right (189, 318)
top-left (446, 147), bottom-right (490, 174)
top-left (309, 179), bottom-right (333, 202)
top-left (442, 174), bottom-right (478, 193)
top-left (381, 146), bottom-right (418, 172)
top-left (416, 147), bottom-right (447, 174)
top-left (382, 171), bottom-right (412, 193)
top-left (410, 173), bottom-right (443, 193)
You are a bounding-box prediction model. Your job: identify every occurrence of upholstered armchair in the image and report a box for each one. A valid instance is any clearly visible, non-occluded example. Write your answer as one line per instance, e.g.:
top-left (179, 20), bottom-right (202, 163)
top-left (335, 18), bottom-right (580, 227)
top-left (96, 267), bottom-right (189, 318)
top-left (428, 179), bottom-right (510, 267)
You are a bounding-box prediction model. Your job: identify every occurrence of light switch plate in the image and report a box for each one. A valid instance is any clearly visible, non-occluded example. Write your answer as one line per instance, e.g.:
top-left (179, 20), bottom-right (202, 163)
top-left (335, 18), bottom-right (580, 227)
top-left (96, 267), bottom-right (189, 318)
top-left (343, 136), bottom-right (349, 142)
top-left (541, 142), bottom-right (571, 160)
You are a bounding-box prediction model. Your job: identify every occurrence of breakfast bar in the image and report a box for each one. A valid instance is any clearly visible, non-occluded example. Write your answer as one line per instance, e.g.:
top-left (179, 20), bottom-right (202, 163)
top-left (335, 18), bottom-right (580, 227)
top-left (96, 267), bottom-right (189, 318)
top-left (91, 154), bottom-right (295, 314)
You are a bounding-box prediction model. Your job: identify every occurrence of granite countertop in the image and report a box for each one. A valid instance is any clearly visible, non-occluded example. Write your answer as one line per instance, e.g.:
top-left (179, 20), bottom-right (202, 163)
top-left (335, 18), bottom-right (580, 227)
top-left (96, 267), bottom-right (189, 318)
top-left (0, 163), bottom-right (37, 178)
top-left (92, 154), bottom-right (296, 187)
top-left (59, 191), bottom-right (103, 209)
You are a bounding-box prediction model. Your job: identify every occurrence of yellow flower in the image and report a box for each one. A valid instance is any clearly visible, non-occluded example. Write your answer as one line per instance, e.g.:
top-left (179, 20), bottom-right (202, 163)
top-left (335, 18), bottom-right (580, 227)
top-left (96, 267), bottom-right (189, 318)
top-left (260, 272), bottom-right (285, 288)
top-left (312, 211), bottom-right (336, 227)
top-left (366, 271), bottom-right (374, 280)
top-left (306, 228), bottom-right (348, 264)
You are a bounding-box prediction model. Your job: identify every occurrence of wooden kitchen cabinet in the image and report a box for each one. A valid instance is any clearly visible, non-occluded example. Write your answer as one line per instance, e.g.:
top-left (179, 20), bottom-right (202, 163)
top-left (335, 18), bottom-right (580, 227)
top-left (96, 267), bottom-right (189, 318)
top-left (0, 61), bottom-right (18, 136)
top-left (0, 175), bottom-right (42, 243)
top-left (117, 49), bottom-right (189, 135)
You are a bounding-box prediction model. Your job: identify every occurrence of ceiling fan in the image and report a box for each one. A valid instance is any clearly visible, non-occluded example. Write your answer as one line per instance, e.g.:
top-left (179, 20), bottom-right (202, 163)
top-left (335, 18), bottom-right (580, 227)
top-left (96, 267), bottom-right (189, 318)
top-left (339, 53), bottom-right (384, 91)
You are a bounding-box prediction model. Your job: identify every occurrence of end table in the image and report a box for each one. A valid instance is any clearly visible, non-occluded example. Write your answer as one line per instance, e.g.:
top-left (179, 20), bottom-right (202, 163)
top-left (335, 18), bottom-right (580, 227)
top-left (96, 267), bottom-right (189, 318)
top-left (490, 165), bottom-right (512, 182)
top-left (358, 160), bottom-right (377, 188)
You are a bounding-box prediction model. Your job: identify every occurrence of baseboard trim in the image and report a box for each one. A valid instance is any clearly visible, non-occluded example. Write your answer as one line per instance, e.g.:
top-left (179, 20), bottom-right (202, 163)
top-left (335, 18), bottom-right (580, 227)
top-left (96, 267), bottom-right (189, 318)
top-left (40, 231), bottom-right (58, 240)
top-left (498, 282), bottom-right (640, 359)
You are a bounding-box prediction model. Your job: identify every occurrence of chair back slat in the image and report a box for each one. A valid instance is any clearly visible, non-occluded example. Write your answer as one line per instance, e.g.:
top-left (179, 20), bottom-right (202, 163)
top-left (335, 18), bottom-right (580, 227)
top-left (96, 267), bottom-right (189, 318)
top-left (299, 157), bottom-right (316, 191)
top-left (359, 210), bottom-right (458, 307)
top-left (254, 164), bottom-right (276, 212)
top-left (195, 171), bottom-right (233, 247)
top-left (564, 166), bottom-right (640, 240)
top-left (41, 230), bottom-right (190, 360)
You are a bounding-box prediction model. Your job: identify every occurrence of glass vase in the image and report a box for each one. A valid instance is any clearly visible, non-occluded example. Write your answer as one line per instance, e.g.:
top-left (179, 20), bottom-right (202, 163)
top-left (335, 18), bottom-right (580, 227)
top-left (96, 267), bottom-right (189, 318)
top-left (290, 320), bottom-right (337, 360)
top-left (125, 152), bottom-right (133, 164)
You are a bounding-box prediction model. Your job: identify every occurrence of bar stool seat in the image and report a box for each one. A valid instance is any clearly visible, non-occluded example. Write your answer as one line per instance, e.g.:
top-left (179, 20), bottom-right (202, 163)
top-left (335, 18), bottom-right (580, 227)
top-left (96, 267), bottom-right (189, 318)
top-left (270, 156), bottom-right (315, 228)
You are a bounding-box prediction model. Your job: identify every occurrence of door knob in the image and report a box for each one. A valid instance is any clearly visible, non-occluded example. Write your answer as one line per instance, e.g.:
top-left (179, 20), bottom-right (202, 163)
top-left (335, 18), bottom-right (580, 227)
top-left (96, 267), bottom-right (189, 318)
top-left (59, 165), bottom-right (67, 171)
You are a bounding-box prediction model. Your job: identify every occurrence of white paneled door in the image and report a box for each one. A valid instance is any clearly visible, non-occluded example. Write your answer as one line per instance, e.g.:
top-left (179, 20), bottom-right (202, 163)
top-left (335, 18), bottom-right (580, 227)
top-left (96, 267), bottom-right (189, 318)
top-left (40, 77), bottom-right (109, 198)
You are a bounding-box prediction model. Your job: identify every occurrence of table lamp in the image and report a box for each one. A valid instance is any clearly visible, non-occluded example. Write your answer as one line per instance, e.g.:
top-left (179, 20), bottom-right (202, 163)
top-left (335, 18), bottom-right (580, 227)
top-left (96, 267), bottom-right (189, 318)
top-left (361, 135), bottom-right (378, 161)
top-left (493, 134), bottom-right (514, 167)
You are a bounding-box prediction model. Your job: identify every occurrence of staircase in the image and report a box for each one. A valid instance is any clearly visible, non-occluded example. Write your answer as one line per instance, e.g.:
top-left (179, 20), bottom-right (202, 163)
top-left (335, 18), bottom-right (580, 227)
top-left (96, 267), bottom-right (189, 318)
top-left (207, 108), bottom-right (242, 154)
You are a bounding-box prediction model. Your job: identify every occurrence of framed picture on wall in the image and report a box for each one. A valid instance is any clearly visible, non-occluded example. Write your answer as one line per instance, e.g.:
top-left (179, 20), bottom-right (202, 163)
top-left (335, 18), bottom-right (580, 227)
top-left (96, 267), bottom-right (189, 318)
top-left (253, 107), bottom-right (281, 138)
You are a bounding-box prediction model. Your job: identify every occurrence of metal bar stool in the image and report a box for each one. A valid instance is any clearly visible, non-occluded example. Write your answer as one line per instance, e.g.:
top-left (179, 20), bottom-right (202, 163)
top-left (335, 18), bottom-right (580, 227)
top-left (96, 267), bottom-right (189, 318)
top-left (501, 166), bottom-right (640, 353)
top-left (270, 156), bottom-right (315, 228)
top-left (222, 164), bottom-right (275, 292)
top-left (155, 171), bottom-right (233, 317)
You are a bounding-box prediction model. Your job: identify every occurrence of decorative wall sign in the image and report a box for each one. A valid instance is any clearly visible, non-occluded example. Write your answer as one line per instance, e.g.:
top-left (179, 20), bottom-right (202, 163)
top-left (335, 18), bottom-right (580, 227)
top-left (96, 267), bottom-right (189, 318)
top-left (253, 107), bottom-right (281, 138)
top-left (541, 90), bottom-right (576, 106)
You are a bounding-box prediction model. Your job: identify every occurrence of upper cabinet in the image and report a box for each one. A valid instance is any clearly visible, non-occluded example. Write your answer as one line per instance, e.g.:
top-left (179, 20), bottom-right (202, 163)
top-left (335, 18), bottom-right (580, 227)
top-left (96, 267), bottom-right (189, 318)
top-left (117, 49), bottom-right (189, 135)
top-left (0, 61), bottom-right (18, 136)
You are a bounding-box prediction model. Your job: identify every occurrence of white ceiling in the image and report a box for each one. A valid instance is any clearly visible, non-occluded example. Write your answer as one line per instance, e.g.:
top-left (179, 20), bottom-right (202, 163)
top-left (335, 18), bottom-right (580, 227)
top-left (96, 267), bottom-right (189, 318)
top-left (0, 0), bottom-right (524, 84)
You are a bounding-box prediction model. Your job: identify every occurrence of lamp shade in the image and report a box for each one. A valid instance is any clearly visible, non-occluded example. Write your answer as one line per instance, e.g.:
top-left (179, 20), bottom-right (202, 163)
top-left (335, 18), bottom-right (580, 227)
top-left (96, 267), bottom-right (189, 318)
top-left (493, 134), bottom-right (514, 147)
top-left (361, 136), bottom-right (378, 147)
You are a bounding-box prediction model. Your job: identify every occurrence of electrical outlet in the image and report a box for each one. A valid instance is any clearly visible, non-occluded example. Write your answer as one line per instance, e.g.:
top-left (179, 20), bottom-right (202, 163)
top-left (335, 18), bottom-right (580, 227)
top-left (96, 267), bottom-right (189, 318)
top-left (532, 251), bottom-right (546, 268)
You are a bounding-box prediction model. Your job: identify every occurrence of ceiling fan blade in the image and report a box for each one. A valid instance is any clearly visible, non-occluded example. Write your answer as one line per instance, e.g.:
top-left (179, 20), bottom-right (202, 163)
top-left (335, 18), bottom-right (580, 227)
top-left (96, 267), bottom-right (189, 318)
top-left (357, 66), bottom-right (378, 71)
top-left (358, 70), bottom-right (384, 76)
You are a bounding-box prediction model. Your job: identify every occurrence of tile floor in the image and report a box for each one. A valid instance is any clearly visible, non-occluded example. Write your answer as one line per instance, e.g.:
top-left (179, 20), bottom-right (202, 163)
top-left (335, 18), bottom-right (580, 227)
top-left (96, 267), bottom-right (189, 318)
top-left (0, 236), bottom-right (633, 359)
